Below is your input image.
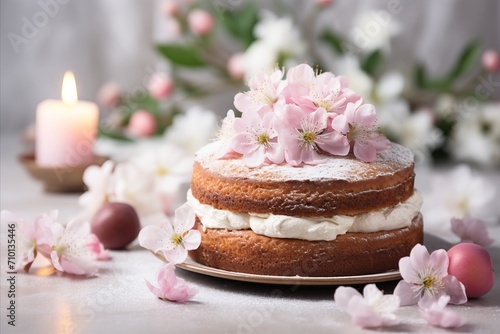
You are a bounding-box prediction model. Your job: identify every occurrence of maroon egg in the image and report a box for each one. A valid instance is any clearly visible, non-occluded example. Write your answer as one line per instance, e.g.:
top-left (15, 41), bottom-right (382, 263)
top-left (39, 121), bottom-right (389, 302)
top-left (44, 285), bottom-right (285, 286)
top-left (91, 202), bottom-right (141, 250)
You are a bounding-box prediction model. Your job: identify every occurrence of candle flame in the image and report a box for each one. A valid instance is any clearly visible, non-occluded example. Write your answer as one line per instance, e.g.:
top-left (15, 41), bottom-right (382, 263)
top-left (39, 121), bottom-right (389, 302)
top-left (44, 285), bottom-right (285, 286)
top-left (61, 71), bottom-right (78, 105)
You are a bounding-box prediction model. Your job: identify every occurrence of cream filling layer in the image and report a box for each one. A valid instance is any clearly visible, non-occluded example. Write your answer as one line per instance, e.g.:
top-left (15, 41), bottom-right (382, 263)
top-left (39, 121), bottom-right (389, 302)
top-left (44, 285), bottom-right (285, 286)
top-left (187, 189), bottom-right (422, 241)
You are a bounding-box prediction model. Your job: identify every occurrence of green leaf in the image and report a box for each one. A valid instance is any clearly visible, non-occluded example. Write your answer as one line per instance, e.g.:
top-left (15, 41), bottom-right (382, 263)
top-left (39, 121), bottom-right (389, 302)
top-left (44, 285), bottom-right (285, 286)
top-left (98, 127), bottom-right (134, 142)
top-left (361, 49), bottom-right (382, 76)
top-left (218, 4), bottom-right (258, 48)
top-left (156, 44), bottom-right (205, 67)
top-left (415, 64), bottom-right (426, 89)
top-left (320, 31), bottom-right (345, 55)
top-left (415, 63), bottom-right (451, 92)
top-left (447, 40), bottom-right (481, 82)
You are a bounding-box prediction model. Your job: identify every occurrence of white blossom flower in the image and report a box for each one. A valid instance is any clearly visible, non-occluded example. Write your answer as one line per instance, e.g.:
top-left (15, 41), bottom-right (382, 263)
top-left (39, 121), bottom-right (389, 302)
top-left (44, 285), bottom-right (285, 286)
top-left (350, 10), bottom-right (400, 53)
top-left (79, 160), bottom-right (115, 218)
top-left (131, 143), bottom-right (192, 195)
top-left (422, 164), bottom-right (496, 232)
top-left (113, 162), bottom-right (163, 218)
top-left (450, 102), bottom-right (500, 167)
top-left (243, 11), bottom-right (306, 78)
top-left (164, 106), bottom-right (217, 156)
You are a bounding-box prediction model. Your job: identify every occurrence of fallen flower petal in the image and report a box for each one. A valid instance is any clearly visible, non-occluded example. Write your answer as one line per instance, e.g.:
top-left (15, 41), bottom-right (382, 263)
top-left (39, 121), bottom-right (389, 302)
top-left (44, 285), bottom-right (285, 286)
top-left (420, 295), bottom-right (465, 328)
top-left (334, 284), bottom-right (400, 328)
top-left (145, 264), bottom-right (198, 302)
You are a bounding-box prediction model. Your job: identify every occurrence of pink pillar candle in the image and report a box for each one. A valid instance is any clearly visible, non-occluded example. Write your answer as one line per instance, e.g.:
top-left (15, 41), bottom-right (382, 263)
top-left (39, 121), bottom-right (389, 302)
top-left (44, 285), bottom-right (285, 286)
top-left (36, 72), bottom-right (99, 167)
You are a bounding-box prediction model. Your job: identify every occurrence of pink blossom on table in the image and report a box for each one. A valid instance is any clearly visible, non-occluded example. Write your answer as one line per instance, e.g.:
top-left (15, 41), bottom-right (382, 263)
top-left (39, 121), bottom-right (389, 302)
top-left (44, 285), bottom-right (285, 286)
top-left (232, 111), bottom-right (284, 167)
top-left (394, 244), bottom-right (467, 308)
top-left (187, 9), bottom-right (214, 36)
top-left (86, 234), bottom-right (111, 261)
top-left (419, 295), bottom-right (465, 328)
top-left (1, 211), bottom-right (52, 272)
top-left (331, 100), bottom-right (388, 162)
top-left (98, 82), bottom-right (122, 109)
top-left (277, 105), bottom-right (349, 166)
top-left (334, 284), bottom-right (400, 328)
top-left (227, 53), bottom-right (245, 80)
top-left (214, 110), bottom-right (237, 159)
top-left (138, 203), bottom-right (201, 264)
top-left (39, 219), bottom-right (99, 277)
top-left (234, 69), bottom-right (286, 115)
top-left (148, 72), bottom-right (173, 100)
top-left (482, 50), bottom-right (500, 72)
top-left (145, 263), bottom-right (198, 302)
top-left (451, 217), bottom-right (493, 247)
top-left (79, 160), bottom-right (115, 218)
top-left (127, 110), bottom-right (157, 138)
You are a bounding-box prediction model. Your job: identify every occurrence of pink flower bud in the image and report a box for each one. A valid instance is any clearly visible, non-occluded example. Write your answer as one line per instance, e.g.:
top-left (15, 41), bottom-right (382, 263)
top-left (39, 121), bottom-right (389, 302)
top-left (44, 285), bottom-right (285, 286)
top-left (98, 82), bottom-right (122, 109)
top-left (315, 0), bottom-right (334, 7)
top-left (482, 50), bottom-right (500, 72)
top-left (148, 73), bottom-right (173, 100)
top-left (227, 53), bottom-right (245, 80)
top-left (161, 0), bottom-right (179, 17)
top-left (127, 110), bottom-right (157, 137)
top-left (187, 9), bottom-right (214, 36)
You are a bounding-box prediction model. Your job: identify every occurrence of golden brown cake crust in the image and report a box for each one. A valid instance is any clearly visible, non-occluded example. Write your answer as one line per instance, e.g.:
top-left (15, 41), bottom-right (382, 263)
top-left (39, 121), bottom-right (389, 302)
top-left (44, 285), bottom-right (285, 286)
top-left (191, 142), bottom-right (415, 217)
top-left (190, 213), bottom-right (424, 277)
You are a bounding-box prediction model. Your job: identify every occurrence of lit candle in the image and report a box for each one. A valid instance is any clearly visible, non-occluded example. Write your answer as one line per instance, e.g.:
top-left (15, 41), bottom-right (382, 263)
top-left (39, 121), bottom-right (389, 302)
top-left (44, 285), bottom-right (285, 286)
top-left (36, 72), bottom-right (99, 167)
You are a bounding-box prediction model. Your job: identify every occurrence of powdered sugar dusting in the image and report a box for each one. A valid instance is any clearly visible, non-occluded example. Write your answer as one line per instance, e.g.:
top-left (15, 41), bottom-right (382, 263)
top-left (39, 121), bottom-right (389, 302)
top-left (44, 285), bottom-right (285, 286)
top-left (195, 141), bottom-right (414, 182)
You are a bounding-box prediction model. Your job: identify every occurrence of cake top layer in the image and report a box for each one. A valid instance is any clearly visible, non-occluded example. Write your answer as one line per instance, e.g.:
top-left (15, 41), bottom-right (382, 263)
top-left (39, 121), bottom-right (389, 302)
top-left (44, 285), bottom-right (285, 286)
top-left (195, 141), bottom-right (414, 182)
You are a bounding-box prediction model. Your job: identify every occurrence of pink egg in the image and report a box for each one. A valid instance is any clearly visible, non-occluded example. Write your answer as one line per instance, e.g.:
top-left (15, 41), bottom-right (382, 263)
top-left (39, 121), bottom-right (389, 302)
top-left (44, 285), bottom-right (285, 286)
top-left (127, 110), bottom-right (157, 137)
top-left (447, 243), bottom-right (495, 298)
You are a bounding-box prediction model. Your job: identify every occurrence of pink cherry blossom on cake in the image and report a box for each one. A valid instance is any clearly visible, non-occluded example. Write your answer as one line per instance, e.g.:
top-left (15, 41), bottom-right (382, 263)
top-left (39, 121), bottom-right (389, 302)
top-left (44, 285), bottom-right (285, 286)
top-left (277, 105), bottom-right (349, 166)
top-left (214, 110), bottom-right (237, 159)
top-left (234, 69), bottom-right (286, 115)
top-left (98, 82), bottom-right (122, 109)
top-left (419, 295), bottom-right (465, 328)
top-left (187, 9), bottom-right (214, 36)
top-left (227, 53), bottom-right (245, 80)
top-left (232, 111), bottom-right (284, 167)
top-left (148, 73), bottom-right (174, 100)
top-left (334, 284), bottom-right (400, 328)
top-left (283, 63), bottom-right (360, 114)
top-left (331, 100), bottom-right (388, 162)
top-left (145, 263), bottom-right (198, 302)
top-left (394, 244), bottom-right (467, 308)
top-left (127, 110), bottom-right (157, 137)
top-left (86, 234), bottom-right (111, 261)
top-left (482, 50), bottom-right (500, 72)
top-left (37, 218), bottom-right (100, 277)
top-left (451, 217), bottom-right (493, 247)
top-left (139, 203), bottom-right (201, 264)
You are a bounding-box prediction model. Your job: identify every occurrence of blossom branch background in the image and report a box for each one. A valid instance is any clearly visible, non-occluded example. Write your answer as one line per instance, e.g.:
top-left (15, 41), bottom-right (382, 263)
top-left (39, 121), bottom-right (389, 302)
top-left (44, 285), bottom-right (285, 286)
top-left (94, 0), bottom-right (500, 168)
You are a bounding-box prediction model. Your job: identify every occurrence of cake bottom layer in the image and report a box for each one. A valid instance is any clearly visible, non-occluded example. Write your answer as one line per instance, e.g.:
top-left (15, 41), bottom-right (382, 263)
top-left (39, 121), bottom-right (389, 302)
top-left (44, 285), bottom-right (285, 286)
top-left (189, 213), bottom-right (423, 277)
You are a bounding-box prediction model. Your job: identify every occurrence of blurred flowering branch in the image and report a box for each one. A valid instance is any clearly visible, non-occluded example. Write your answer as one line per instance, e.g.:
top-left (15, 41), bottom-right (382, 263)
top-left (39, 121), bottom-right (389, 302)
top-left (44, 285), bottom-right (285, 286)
top-left (97, 0), bottom-right (499, 167)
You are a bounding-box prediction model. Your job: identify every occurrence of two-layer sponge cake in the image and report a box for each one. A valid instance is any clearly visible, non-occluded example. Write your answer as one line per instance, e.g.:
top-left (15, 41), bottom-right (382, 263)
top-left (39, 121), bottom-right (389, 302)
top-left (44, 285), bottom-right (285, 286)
top-left (186, 63), bottom-right (423, 277)
top-left (187, 142), bottom-right (422, 277)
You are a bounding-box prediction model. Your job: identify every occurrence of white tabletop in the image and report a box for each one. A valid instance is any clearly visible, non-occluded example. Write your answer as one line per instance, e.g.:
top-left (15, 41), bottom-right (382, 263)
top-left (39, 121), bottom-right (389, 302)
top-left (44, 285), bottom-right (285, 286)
top-left (1, 134), bottom-right (499, 334)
